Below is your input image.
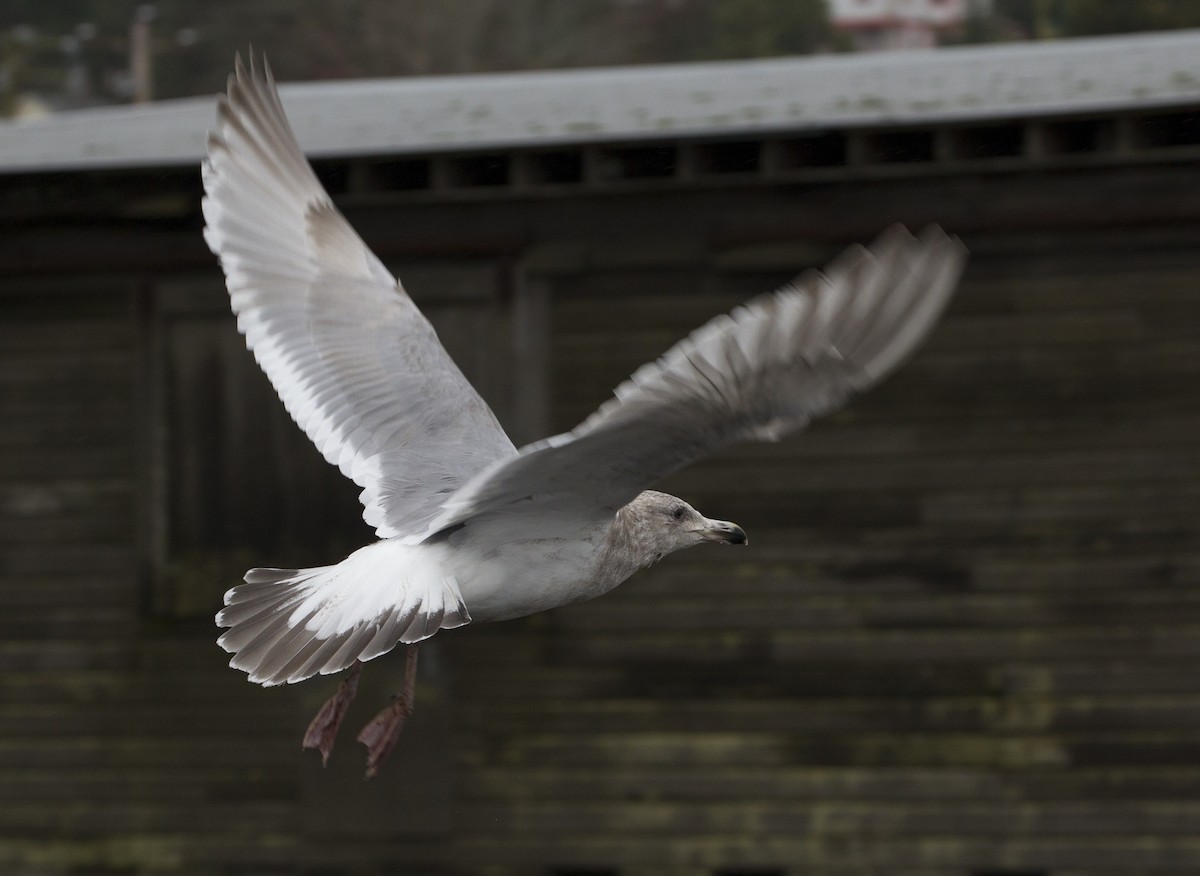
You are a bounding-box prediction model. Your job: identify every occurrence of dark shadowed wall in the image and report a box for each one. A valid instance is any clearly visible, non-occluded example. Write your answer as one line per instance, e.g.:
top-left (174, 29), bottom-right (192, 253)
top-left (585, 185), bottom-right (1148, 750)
top-left (2, 93), bottom-right (1200, 876)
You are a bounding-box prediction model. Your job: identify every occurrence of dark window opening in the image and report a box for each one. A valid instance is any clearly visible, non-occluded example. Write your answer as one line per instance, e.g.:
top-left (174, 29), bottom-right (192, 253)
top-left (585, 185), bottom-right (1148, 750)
top-left (525, 149), bottom-right (585, 185)
top-left (146, 263), bottom-right (517, 620)
top-left (864, 129), bottom-right (936, 163)
top-left (365, 158), bottom-right (432, 191)
top-left (777, 132), bottom-right (848, 168)
top-left (446, 153), bottom-right (511, 187)
top-left (1042, 117), bottom-right (1114, 154)
top-left (596, 144), bottom-right (678, 180)
top-left (1137, 110), bottom-right (1200, 149)
top-left (952, 123), bottom-right (1025, 159)
top-left (153, 303), bottom-right (367, 618)
top-left (694, 140), bottom-right (762, 175)
top-left (312, 160), bottom-right (351, 195)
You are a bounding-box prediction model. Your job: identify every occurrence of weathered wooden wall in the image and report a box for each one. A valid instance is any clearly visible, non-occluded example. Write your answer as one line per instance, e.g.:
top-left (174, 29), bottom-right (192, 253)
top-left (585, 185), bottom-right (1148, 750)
top-left (1, 154), bottom-right (1199, 875)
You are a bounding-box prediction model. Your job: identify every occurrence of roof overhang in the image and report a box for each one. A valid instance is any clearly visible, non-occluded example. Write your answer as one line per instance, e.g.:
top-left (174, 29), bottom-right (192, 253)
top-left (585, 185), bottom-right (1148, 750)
top-left (0, 29), bottom-right (1198, 174)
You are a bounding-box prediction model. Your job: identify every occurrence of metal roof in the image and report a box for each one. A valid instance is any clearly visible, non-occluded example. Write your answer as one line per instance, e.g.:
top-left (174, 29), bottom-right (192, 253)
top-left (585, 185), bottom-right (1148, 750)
top-left (2, 29), bottom-right (1199, 173)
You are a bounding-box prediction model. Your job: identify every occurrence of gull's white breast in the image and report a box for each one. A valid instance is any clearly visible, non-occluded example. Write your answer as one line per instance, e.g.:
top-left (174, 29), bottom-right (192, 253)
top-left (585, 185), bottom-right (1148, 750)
top-left (445, 511), bottom-right (620, 623)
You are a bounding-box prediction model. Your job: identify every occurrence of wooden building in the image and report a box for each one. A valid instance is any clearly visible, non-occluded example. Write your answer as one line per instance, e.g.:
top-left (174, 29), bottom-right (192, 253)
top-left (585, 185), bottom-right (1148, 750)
top-left (2, 30), bottom-right (1200, 876)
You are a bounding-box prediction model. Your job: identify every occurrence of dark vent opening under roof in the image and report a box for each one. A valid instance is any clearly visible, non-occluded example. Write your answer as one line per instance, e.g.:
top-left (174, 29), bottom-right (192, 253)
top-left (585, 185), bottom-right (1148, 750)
top-left (1137, 109), bottom-right (1200, 148)
top-left (447, 153), bottom-right (510, 187)
top-left (865, 129), bottom-right (936, 164)
top-left (1042, 117), bottom-right (1115, 154)
top-left (366, 158), bottom-right (431, 191)
top-left (597, 144), bottom-right (678, 180)
top-left (312, 160), bottom-right (351, 195)
top-left (525, 149), bottom-right (585, 185)
top-left (777, 131), bottom-right (848, 168)
top-left (952, 123), bottom-right (1025, 159)
top-left (694, 140), bottom-right (762, 175)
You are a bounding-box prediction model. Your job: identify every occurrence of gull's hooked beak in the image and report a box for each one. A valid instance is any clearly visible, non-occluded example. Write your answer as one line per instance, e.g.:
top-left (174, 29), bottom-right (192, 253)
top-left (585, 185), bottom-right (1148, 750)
top-left (701, 519), bottom-right (748, 546)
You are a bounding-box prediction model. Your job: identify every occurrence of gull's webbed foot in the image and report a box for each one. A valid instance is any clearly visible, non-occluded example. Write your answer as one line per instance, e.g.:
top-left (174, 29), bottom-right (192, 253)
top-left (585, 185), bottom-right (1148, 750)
top-left (301, 660), bottom-right (363, 766)
top-left (356, 644), bottom-right (418, 779)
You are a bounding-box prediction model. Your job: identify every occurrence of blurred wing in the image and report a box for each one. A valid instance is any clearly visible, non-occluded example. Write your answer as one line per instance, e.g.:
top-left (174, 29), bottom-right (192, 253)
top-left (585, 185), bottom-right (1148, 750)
top-left (415, 225), bottom-right (966, 541)
top-left (202, 53), bottom-right (516, 539)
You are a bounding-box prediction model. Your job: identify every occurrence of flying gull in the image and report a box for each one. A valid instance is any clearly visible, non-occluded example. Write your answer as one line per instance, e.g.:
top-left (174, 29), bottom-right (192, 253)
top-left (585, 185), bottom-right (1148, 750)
top-left (202, 54), bottom-right (967, 777)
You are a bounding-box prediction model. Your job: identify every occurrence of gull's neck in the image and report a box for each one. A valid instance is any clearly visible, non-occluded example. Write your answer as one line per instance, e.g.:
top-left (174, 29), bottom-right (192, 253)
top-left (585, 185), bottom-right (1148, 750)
top-left (592, 496), bottom-right (665, 592)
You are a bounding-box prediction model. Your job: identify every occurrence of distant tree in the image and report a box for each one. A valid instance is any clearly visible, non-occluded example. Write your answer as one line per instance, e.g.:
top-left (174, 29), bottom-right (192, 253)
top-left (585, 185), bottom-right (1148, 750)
top-left (706, 0), bottom-right (839, 58)
top-left (1055, 0), bottom-right (1200, 35)
top-left (980, 0), bottom-right (1200, 41)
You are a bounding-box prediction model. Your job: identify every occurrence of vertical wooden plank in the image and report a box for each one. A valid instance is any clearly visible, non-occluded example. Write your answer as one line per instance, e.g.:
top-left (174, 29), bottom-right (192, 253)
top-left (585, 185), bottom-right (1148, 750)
top-left (509, 269), bottom-right (551, 445)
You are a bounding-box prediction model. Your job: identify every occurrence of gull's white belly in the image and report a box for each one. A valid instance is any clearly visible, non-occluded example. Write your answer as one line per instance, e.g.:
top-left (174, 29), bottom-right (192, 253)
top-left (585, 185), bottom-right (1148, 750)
top-left (444, 519), bottom-right (620, 623)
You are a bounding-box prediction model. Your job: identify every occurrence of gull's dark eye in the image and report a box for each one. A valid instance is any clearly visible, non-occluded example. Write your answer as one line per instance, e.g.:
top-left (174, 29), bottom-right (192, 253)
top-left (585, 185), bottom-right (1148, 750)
top-left (672, 506), bottom-right (686, 521)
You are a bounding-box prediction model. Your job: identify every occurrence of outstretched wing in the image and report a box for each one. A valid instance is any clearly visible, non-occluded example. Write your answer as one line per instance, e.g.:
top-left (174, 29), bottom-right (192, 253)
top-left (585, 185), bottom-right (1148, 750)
top-left (202, 53), bottom-right (516, 540)
top-left (415, 225), bottom-right (966, 540)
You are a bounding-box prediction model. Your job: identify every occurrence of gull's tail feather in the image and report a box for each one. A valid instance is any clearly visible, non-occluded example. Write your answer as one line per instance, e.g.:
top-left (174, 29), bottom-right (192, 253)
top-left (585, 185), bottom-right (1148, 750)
top-left (216, 543), bottom-right (470, 687)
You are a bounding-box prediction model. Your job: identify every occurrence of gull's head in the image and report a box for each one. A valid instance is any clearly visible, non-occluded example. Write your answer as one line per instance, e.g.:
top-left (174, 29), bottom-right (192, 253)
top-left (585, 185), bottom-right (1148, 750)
top-left (626, 490), bottom-right (747, 563)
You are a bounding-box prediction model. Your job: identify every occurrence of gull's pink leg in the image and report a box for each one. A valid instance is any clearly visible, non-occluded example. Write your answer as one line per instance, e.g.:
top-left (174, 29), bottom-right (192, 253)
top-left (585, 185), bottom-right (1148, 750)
top-left (357, 644), bottom-right (418, 780)
top-left (302, 660), bottom-right (363, 766)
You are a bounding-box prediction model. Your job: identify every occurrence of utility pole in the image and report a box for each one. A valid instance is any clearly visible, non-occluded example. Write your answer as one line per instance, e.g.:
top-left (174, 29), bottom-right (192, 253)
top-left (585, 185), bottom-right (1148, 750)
top-left (1, 27), bottom-right (35, 117)
top-left (130, 4), bottom-right (156, 103)
top-left (1033, 0), bottom-right (1055, 39)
